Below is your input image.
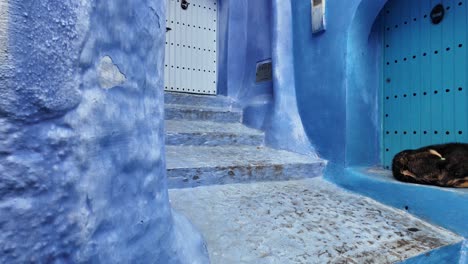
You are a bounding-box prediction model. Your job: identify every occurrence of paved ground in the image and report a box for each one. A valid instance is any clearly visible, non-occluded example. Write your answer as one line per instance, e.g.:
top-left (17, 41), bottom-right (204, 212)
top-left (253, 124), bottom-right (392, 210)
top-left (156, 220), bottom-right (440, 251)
top-left (169, 178), bottom-right (462, 264)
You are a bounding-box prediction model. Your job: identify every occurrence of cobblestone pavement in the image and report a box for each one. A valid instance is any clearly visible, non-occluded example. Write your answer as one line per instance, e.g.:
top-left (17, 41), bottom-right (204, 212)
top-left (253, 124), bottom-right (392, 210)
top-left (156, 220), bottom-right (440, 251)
top-left (169, 178), bottom-right (462, 264)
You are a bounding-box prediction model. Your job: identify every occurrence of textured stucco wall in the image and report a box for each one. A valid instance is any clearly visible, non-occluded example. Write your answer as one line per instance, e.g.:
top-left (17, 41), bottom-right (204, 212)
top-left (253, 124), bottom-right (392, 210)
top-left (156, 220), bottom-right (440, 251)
top-left (220, 0), bottom-right (273, 101)
top-left (291, 0), bottom-right (387, 169)
top-left (236, 0), bottom-right (274, 131)
top-left (218, 0), bottom-right (273, 98)
top-left (261, 0), bottom-right (318, 157)
top-left (292, 0), bottom-right (358, 168)
top-left (0, 1), bottom-right (208, 263)
top-left (218, 0), bottom-right (273, 130)
top-left (218, 0), bottom-right (386, 166)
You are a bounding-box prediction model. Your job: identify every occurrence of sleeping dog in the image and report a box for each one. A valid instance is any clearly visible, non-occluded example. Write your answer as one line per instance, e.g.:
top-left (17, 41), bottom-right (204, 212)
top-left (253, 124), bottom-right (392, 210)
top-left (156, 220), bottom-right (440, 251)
top-left (392, 143), bottom-right (468, 188)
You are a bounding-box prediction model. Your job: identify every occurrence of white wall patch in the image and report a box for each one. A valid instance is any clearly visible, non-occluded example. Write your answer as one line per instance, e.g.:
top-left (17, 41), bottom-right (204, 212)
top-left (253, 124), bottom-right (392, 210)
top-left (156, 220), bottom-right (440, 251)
top-left (98, 56), bottom-right (126, 89)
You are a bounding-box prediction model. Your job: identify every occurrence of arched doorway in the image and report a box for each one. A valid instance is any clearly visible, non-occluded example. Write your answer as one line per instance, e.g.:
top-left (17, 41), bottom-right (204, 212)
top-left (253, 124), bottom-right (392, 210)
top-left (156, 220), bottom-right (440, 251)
top-left (380, 0), bottom-right (468, 168)
top-left (346, 0), bottom-right (467, 169)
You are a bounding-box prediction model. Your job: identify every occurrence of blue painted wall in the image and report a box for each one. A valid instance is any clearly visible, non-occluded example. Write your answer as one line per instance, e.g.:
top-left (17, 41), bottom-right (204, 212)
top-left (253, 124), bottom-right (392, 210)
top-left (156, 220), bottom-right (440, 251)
top-left (0, 0), bottom-right (208, 262)
top-left (261, 0), bottom-right (319, 156)
top-left (291, 0), bottom-right (352, 166)
top-left (218, 0), bottom-right (272, 100)
top-left (218, 0), bottom-right (386, 166)
top-left (291, 0), bottom-right (387, 168)
top-left (218, 0), bottom-right (319, 156)
top-left (217, 0), bottom-right (274, 130)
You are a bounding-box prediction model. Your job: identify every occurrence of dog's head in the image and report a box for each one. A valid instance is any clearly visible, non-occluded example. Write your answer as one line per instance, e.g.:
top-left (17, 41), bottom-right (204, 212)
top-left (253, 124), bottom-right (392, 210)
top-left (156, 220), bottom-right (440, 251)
top-left (392, 149), bottom-right (444, 182)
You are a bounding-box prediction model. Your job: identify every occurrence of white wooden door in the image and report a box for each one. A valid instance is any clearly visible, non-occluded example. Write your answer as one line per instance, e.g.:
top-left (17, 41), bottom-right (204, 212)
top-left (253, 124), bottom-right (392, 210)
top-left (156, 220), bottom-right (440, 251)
top-left (165, 0), bottom-right (218, 95)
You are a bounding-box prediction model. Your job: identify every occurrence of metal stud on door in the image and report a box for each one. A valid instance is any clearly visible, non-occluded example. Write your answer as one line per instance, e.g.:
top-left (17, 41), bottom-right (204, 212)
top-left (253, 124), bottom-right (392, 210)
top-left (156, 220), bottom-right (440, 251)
top-left (165, 0), bottom-right (218, 95)
top-left (381, 0), bottom-right (468, 168)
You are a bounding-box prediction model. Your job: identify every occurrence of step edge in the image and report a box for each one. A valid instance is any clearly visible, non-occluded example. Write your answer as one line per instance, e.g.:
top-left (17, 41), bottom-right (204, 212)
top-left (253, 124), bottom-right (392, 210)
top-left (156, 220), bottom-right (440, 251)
top-left (165, 130), bottom-right (264, 136)
top-left (165, 103), bottom-right (242, 113)
top-left (166, 160), bottom-right (327, 170)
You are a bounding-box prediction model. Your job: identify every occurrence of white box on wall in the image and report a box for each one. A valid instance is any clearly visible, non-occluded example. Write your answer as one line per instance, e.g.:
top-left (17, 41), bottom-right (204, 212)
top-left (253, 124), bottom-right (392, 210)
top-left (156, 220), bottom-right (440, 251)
top-left (311, 0), bottom-right (326, 33)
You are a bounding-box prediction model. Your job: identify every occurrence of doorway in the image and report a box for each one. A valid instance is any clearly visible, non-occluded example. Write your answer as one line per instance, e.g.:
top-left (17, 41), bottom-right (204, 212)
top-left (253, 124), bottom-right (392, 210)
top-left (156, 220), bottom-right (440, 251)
top-left (164, 0), bottom-right (218, 95)
top-left (381, 0), bottom-right (468, 168)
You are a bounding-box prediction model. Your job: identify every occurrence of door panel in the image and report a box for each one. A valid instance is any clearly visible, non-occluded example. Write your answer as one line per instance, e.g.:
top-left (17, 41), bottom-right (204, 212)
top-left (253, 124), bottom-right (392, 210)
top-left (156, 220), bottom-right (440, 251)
top-left (382, 0), bottom-right (468, 168)
top-left (165, 0), bottom-right (217, 95)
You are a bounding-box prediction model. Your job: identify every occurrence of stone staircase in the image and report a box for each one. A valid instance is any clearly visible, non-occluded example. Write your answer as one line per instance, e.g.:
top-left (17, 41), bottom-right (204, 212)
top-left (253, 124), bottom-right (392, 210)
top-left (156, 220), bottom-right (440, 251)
top-left (165, 92), bottom-right (464, 263)
top-left (164, 92), bottom-right (327, 189)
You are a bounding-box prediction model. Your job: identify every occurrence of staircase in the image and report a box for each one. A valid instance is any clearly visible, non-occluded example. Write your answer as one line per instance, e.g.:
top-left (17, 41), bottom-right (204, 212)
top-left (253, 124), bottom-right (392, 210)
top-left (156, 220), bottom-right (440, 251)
top-left (165, 92), bottom-right (463, 263)
top-left (164, 92), bottom-right (327, 189)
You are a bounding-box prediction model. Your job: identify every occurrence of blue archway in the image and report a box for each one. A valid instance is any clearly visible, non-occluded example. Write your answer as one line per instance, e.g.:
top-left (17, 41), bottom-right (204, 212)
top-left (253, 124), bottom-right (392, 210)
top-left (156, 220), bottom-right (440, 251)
top-left (345, 0), bottom-right (388, 167)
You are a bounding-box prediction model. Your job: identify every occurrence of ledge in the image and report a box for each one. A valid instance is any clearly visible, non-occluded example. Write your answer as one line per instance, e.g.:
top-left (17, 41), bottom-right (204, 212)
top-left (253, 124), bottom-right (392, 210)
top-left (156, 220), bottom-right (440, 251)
top-left (330, 167), bottom-right (468, 237)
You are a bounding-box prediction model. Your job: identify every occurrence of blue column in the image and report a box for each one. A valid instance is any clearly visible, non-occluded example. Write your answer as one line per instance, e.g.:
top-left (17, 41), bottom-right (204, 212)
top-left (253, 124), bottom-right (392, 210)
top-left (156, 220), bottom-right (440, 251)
top-left (0, 1), bottom-right (208, 263)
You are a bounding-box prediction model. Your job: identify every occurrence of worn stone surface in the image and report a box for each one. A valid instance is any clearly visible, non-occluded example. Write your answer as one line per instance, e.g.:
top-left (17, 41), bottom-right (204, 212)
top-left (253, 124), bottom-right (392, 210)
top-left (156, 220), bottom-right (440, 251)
top-left (165, 92), bottom-right (238, 108)
top-left (166, 120), bottom-right (264, 146)
top-left (167, 145), bottom-right (326, 188)
top-left (166, 104), bottom-right (242, 123)
top-left (170, 178), bottom-right (463, 264)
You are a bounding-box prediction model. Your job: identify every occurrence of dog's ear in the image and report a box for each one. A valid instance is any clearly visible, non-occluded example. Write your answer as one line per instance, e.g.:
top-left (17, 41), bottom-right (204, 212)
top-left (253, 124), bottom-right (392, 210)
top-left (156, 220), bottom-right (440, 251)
top-left (429, 149), bottom-right (445, 160)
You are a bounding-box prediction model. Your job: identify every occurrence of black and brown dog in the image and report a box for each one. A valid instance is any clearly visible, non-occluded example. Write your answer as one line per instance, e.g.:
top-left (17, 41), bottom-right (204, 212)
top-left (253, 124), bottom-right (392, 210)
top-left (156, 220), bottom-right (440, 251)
top-left (392, 143), bottom-right (468, 188)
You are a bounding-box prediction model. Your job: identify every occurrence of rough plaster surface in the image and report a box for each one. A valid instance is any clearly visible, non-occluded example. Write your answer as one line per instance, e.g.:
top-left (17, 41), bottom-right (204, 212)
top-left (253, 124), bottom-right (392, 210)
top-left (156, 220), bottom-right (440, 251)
top-left (170, 178), bottom-right (463, 264)
top-left (0, 1), bottom-right (89, 121)
top-left (0, 1), bottom-right (208, 263)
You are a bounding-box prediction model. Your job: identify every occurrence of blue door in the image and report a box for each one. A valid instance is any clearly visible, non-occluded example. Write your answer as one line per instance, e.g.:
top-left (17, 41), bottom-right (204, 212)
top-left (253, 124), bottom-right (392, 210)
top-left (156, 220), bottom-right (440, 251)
top-left (382, 0), bottom-right (468, 168)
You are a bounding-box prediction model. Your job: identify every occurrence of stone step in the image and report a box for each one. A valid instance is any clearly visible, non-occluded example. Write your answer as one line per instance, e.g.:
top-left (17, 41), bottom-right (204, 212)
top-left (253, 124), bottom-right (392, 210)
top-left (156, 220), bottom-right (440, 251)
top-left (169, 178), bottom-right (463, 264)
top-left (166, 145), bottom-right (326, 188)
top-left (165, 104), bottom-right (242, 123)
top-left (165, 92), bottom-right (238, 108)
top-left (165, 120), bottom-right (264, 146)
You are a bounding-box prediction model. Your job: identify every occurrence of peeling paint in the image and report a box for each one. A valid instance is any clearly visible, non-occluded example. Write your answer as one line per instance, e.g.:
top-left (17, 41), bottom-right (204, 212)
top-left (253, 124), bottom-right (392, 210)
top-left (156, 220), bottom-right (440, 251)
top-left (97, 56), bottom-right (126, 89)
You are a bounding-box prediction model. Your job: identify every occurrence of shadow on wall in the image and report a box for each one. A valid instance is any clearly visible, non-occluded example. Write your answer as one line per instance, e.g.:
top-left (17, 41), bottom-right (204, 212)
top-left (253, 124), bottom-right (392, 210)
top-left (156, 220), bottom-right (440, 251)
top-left (218, 0), bottom-right (318, 157)
top-left (345, 0), bottom-right (388, 167)
top-left (217, 0), bottom-right (274, 130)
